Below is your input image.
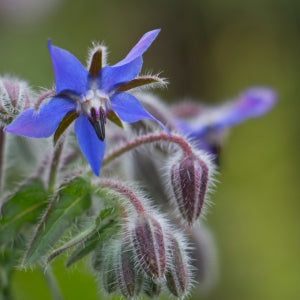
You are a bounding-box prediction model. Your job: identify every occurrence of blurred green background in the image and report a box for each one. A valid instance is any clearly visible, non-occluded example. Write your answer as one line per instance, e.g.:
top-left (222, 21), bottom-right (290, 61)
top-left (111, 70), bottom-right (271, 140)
top-left (0, 0), bottom-right (299, 299)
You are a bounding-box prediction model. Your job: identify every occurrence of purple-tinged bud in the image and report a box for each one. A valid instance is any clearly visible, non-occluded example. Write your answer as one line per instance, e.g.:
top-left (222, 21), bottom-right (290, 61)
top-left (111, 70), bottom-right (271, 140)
top-left (131, 214), bottom-right (166, 278)
top-left (166, 234), bottom-right (191, 298)
top-left (170, 153), bottom-right (210, 225)
top-left (116, 242), bottom-right (143, 299)
top-left (0, 76), bottom-right (33, 126)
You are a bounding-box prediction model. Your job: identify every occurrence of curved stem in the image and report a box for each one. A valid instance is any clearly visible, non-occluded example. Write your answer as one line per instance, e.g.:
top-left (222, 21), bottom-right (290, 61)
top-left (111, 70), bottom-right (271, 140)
top-left (34, 89), bottom-right (56, 110)
top-left (99, 179), bottom-right (146, 214)
top-left (103, 132), bottom-right (193, 167)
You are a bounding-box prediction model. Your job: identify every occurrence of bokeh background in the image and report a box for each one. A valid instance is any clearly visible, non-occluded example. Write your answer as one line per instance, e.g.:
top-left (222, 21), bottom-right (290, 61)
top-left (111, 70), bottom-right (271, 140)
top-left (0, 0), bottom-right (299, 299)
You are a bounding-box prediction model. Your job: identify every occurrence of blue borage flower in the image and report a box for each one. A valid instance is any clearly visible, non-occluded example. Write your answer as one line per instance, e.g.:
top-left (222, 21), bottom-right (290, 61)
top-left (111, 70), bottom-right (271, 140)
top-left (5, 29), bottom-right (168, 175)
top-left (175, 87), bottom-right (277, 156)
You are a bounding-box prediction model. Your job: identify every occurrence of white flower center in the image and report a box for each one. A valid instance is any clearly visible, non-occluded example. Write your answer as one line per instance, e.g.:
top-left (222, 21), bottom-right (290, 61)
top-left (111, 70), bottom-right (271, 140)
top-left (79, 89), bottom-right (111, 117)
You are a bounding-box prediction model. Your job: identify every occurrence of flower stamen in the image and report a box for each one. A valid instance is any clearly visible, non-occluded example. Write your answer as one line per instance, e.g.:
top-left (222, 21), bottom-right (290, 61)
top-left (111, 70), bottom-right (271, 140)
top-left (90, 106), bottom-right (106, 141)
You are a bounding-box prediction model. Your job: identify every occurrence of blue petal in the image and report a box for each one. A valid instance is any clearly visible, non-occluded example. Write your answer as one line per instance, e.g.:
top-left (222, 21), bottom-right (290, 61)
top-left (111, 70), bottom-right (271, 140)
top-left (5, 97), bottom-right (76, 138)
top-left (99, 57), bottom-right (142, 93)
top-left (113, 29), bottom-right (161, 67)
top-left (111, 92), bottom-right (169, 132)
top-left (178, 87), bottom-right (277, 138)
top-left (215, 86), bottom-right (277, 129)
top-left (74, 115), bottom-right (106, 176)
top-left (48, 41), bottom-right (89, 95)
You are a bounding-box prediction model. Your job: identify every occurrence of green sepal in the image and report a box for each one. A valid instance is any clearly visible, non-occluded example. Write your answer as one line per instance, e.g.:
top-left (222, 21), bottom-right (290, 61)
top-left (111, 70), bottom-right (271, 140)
top-left (0, 179), bottom-right (48, 245)
top-left (107, 110), bottom-right (124, 129)
top-left (23, 177), bottom-right (92, 265)
top-left (117, 75), bottom-right (166, 92)
top-left (66, 207), bottom-right (121, 267)
top-left (53, 110), bottom-right (78, 145)
top-left (89, 48), bottom-right (103, 77)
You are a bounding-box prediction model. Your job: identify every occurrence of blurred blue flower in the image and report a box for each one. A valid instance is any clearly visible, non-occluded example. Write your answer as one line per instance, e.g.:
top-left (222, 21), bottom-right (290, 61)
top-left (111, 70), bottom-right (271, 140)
top-left (175, 87), bottom-right (277, 161)
top-left (5, 29), bottom-right (166, 175)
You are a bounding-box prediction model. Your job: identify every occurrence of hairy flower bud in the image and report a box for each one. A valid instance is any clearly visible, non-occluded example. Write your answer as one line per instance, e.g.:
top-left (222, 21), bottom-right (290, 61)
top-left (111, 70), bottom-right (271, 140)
top-left (93, 244), bottom-right (119, 294)
top-left (170, 153), bottom-right (210, 225)
top-left (166, 234), bottom-right (191, 298)
top-left (143, 277), bottom-right (162, 298)
top-left (0, 76), bottom-right (33, 126)
top-left (131, 214), bottom-right (166, 278)
top-left (116, 241), bottom-right (143, 299)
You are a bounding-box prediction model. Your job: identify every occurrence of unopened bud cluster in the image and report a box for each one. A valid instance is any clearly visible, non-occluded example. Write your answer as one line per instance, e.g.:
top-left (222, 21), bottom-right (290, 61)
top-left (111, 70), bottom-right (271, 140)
top-left (92, 208), bottom-right (192, 299)
top-left (0, 76), bottom-right (33, 126)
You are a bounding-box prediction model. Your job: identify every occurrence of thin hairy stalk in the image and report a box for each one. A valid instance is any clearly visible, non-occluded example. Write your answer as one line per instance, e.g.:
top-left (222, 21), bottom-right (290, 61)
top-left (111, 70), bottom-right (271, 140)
top-left (48, 138), bottom-right (65, 192)
top-left (0, 268), bottom-right (12, 300)
top-left (43, 266), bottom-right (64, 300)
top-left (99, 179), bottom-right (146, 214)
top-left (34, 89), bottom-right (56, 110)
top-left (0, 128), bottom-right (5, 191)
top-left (46, 225), bottom-right (97, 266)
top-left (103, 132), bottom-right (193, 167)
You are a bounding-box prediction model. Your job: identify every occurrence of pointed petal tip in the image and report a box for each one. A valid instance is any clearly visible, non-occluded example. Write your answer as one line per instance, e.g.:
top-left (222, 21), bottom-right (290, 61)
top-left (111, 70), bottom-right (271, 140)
top-left (243, 86), bottom-right (278, 102)
top-left (92, 167), bottom-right (100, 176)
top-left (47, 39), bottom-right (54, 53)
top-left (75, 115), bottom-right (106, 177)
top-left (141, 28), bottom-right (161, 43)
top-left (147, 28), bottom-right (161, 37)
top-left (113, 29), bottom-right (161, 68)
top-left (241, 86), bottom-right (278, 115)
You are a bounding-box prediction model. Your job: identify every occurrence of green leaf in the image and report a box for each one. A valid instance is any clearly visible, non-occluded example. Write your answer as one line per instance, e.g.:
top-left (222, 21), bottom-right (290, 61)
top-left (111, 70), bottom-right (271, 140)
top-left (23, 177), bottom-right (92, 265)
top-left (66, 207), bottom-right (121, 267)
top-left (0, 179), bottom-right (48, 244)
top-left (89, 47), bottom-right (103, 77)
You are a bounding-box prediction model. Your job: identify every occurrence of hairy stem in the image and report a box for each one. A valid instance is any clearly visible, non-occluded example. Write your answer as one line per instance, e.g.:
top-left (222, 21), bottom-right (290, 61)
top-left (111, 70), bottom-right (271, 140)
top-left (48, 138), bottom-right (65, 192)
top-left (43, 266), bottom-right (64, 300)
top-left (99, 179), bottom-right (146, 214)
top-left (103, 132), bottom-right (193, 167)
top-left (0, 127), bottom-right (6, 192)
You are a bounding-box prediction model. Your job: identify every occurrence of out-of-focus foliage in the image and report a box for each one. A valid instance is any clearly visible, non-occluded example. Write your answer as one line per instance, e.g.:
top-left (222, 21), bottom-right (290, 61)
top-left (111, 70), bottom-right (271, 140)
top-left (0, 0), bottom-right (299, 299)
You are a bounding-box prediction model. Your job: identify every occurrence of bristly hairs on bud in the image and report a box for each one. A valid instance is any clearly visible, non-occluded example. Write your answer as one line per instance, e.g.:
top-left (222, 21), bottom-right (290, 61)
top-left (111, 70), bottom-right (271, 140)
top-left (164, 136), bottom-right (217, 225)
top-left (93, 239), bottom-right (120, 295)
top-left (165, 230), bottom-right (194, 299)
top-left (129, 213), bottom-right (167, 279)
top-left (142, 276), bottom-right (162, 298)
top-left (0, 76), bottom-right (34, 127)
top-left (96, 178), bottom-right (176, 282)
top-left (116, 238), bottom-right (144, 299)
